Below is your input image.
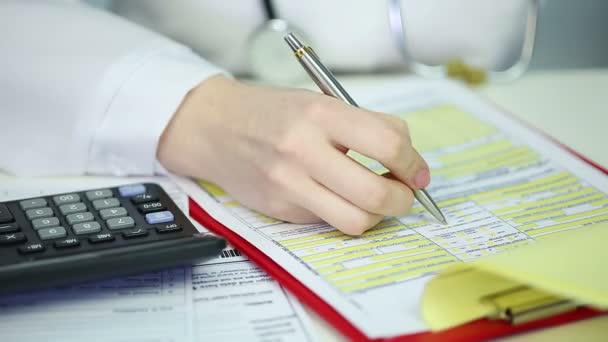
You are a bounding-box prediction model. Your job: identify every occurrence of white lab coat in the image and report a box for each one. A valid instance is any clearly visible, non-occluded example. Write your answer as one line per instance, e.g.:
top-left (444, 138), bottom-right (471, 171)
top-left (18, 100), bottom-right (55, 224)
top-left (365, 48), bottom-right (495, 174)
top-left (0, 0), bottom-right (528, 177)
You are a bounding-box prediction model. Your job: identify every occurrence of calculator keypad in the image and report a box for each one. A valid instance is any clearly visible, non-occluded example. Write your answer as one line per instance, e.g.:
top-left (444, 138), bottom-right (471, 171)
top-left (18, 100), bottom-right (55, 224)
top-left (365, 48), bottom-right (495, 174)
top-left (0, 204), bottom-right (14, 223)
top-left (99, 207), bottom-right (127, 220)
top-left (0, 223), bottom-right (19, 234)
top-left (19, 198), bottom-right (47, 210)
top-left (26, 207), bottom-right (54, 220)
top-left (66, 212), bottom-right (94, 225)
top-left (1, 183), bottom-right (185, 261)
top-left (145, 211), bottom-right (174, 224)
top-left (0, 232), bottom-right (26, 244)
top-left (106, 217), bottom-right (135, 230)
top-left (73, 222), bottom-right (101, 235)
top-left (53, 194), bottom-right (80, 205)
top-left (59, 203), bottom-right (87, 215)
top-left (32, 217), bottom-right (60, 229)
top-left (92, 198), bottom-right (120, 210)
top-left (85, 189), bottom-right (112, 201)
top-left (38, 227), bottom-right (67, 240)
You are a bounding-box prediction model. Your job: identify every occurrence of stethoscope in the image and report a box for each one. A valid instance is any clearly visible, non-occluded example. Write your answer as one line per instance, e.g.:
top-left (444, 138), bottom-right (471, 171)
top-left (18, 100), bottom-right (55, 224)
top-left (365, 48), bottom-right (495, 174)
top-left (387, 0), bottom-right (540, 83)
top-left (248, 0), bottom-right (540, 84)
top-left (247, 0), bottom-right (310, 84)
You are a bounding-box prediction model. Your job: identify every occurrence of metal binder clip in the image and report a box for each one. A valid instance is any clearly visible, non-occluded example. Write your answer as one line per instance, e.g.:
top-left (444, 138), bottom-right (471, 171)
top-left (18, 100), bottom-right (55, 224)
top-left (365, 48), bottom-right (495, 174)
top-left (482, 286), bottom-right (579, 325)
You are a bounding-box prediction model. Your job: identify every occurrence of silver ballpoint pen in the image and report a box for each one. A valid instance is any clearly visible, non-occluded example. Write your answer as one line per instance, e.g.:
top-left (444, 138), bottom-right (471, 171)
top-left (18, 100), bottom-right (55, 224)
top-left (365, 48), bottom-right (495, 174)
top-left (284, 33), bottom-right (448, 225)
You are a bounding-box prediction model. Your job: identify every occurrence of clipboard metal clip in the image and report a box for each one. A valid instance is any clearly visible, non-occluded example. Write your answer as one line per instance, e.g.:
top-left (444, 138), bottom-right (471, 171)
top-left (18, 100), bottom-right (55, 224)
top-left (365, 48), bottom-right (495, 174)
top-left (482, 286), bottom-right (579, 325)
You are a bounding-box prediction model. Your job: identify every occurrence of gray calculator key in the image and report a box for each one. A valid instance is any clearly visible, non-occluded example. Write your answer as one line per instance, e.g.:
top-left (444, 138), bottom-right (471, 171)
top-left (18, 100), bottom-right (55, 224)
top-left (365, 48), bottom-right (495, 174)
top-left (86, 189), bottom-right (113, 201)
top-left (32, 217), bottom-right (60, 230)
top-left (59, 202), bottom-right (87, 215)
top-left (53, 193), bottom-right (81, 205)
top-left (72, 222), bottom-right (101, 235)
top-left (66, 212), bottom-right (94, 225)
top-left (92, 198), bottom-right (120, 210)
top-left (38, 226), bottom-right (67, 240)
top-left (26, 207), bottom-right (54, 220)
top-left (19, 198), bottom-right (47, 210)
top-left (106, 216), bottom-right (135, 230)
top-left (99, 207), bottom-right (127, 220)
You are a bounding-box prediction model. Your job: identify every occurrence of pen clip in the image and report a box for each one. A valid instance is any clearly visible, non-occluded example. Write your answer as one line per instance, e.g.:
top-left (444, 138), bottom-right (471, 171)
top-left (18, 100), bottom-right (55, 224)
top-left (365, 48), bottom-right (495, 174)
top-left (482, 286), bottom-right (578, 325)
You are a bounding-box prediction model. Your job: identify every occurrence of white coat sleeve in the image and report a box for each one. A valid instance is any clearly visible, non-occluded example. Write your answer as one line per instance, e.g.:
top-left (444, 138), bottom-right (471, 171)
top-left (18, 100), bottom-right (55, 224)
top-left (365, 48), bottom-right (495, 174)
top-left (0, 1), bottom-right (224, 177)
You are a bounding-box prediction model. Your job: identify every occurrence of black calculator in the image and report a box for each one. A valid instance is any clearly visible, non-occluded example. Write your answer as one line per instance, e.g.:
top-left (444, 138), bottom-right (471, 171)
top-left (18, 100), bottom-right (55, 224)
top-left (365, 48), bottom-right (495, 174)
top-left (0, 183), bottom-right (225, 295)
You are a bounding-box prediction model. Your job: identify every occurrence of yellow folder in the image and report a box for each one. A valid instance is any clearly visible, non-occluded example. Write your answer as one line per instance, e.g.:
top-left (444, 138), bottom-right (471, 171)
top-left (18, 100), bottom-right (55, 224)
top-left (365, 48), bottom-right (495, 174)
top-left (422, 222), bottom-right (608, 331)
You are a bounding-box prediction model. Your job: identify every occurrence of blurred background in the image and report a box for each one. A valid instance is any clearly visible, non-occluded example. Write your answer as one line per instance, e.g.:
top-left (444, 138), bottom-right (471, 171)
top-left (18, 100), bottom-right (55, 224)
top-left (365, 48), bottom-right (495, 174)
top-left (86, 0), bottom-right (608, 71)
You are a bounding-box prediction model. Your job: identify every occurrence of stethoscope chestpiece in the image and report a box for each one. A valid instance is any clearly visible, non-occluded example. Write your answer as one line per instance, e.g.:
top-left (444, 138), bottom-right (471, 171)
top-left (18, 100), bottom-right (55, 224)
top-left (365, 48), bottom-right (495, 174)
top-left (247, 1), bottom-right (310, 85)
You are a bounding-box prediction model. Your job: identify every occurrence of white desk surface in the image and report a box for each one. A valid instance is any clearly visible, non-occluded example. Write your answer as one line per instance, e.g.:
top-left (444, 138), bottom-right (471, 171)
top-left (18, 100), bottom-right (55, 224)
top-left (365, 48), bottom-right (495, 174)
top-left (1, 69), bottom-right (606, 340)
top-left (307, 68), bottom-right (608, 341)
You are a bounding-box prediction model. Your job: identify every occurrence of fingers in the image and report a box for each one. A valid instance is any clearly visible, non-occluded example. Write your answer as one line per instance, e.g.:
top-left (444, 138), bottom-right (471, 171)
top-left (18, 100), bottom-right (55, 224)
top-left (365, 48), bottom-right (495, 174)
top-left (277, 169), bottom-right (384, 235)
top-left (303, 141), bottom-right (414, 216)
top-left (319, 100), bottom-right (430, 189)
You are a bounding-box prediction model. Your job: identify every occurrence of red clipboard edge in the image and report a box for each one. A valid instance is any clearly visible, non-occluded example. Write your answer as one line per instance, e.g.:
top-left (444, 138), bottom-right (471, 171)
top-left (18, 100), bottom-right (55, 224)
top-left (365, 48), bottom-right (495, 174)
top-left (190, 199), bottom-right (604, 342)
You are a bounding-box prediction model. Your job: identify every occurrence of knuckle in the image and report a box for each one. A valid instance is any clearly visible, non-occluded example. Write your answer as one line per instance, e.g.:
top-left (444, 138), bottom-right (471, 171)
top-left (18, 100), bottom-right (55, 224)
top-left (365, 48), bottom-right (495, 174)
top-left (265, 162), bottom-right (292, 190)
top-left (339, 211), bottom-right (374, 236)
top-left (275, 131), bottom-right (305, 161)
top-left (303, 98), bottom-right (331, 123)
top-left (381, 129), bottom-right (407, 164)
top-left (365, 184), bottom-right (391, 212)
top-left (393, 118), bottom-right (410, 137)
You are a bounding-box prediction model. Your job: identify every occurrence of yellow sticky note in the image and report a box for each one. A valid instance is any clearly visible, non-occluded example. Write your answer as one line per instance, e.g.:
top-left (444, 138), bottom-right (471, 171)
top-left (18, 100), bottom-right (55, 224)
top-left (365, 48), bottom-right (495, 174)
top-left (422, 222), bottom-right (608, 331)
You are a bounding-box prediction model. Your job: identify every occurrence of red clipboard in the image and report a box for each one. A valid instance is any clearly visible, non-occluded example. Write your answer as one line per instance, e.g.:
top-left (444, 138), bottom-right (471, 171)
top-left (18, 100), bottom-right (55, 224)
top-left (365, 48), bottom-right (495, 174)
top-left (188, 115), bottom-right (608, 341)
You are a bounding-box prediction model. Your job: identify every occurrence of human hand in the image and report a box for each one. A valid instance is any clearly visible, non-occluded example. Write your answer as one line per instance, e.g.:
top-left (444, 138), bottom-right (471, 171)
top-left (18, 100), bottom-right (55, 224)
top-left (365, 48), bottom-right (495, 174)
top-left (157, 76), bottom-right (430, 235)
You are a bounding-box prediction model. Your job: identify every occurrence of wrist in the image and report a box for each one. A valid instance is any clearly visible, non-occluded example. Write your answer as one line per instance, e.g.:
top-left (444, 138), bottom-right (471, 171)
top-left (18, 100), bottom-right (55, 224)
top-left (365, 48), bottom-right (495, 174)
top-left (157, 75), bottom-right (242, 180)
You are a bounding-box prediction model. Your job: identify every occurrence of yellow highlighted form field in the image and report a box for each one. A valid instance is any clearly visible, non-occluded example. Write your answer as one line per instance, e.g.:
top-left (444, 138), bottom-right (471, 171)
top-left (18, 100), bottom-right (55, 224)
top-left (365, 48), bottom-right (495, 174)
top-left (338, 258), bottom-right (457, 292)
top-left (327, 249), bottom-right (449, 281)
top-left (301, 235), bottom-right (423, 262)
top-left (526, 214), bottom-right (608, 237)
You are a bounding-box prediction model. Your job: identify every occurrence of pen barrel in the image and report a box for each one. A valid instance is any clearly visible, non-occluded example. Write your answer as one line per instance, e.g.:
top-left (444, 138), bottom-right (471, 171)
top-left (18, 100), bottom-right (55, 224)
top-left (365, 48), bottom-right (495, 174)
top-left (297, 49), bottom-right (359, 107)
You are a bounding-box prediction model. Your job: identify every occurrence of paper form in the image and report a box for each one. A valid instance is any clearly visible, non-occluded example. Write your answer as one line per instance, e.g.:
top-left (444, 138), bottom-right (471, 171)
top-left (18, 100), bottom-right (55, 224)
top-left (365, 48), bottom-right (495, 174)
top-left (176, 78), bottom-right (608, 338)
top-left (189, 220), bottom-right (319, 342)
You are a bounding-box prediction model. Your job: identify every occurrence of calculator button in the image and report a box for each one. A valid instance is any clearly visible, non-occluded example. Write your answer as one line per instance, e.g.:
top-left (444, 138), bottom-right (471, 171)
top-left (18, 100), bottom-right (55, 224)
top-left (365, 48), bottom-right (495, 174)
top-left (137, 201), bottom-right (165, 214)
top-left (92, 198), bottom-right (120, 210)
top-left (118, 184), bottom-right (146, 197)
top-left (38, 227), bottom-right (67, 240)
top-left (89, 233), bottom-right (115, 244)
top-left (131, 193), bottom-right (158, 204)
top-left (122, 228), bottom-right (149, 239)
top-left (85, 189), bottom-right (113, 201)
top-left (18, 243), bottom-right (45, 254)
top-left (145, 211), bottom-right (174, 225)
top-left (32, 217), bottom-right (60, 230)
top-left (0, 223), bottom-right (20, 234)
top-left (19, 198), bottom-right (47, 210)
top-left (66, 212), bottom-right (94, 225)
top-left (106, 216), bottom-right (135, 230)
top-left (53, 193), bottom-right (81, 205)
top-left (72, 222), bottom-right (101, 235)
top-left (0, 204), bottom-right (14, 223)
top-left (0, 232), bottom-right (26, 245)
top-left (156, 223), bottom-right (182, 234)
top-left (59, 202), bottom-right (87, 215)
top-left (99, 207), bottom-right (127, 220)
top-left (54, 237), bottom-right (80, 249)
top-left (26, 207), bottom-right (53, 220)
